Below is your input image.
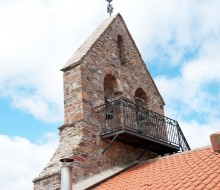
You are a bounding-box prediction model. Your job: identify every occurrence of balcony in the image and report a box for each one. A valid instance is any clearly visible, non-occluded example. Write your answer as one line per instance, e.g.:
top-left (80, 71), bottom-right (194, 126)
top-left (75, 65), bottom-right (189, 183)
top-left (95, 97), bottom-right (190, 155)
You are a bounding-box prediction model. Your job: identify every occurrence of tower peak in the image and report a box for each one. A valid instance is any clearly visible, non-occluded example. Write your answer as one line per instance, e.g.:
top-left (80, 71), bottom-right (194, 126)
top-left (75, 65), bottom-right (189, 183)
top-left (106, 0), bottom-right (114, 17)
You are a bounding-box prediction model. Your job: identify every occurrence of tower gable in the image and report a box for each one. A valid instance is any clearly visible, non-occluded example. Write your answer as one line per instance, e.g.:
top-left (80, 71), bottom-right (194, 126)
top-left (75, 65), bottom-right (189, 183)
top-left (63, 13), bottom-right (164, 114)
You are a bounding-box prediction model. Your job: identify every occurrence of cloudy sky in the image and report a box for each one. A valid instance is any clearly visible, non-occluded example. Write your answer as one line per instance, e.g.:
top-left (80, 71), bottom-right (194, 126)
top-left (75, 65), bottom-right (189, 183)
top-left (1, 0), bottom-right (220, 189)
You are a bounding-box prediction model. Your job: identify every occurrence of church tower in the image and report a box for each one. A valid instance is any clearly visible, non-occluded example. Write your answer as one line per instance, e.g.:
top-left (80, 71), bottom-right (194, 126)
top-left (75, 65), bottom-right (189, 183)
top-left (33, 13), bottom-right (190, 190)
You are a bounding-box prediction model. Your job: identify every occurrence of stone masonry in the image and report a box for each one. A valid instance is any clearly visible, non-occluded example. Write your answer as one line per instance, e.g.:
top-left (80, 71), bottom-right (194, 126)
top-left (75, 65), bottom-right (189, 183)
top-left (33, 13), bottom-right (165, 189)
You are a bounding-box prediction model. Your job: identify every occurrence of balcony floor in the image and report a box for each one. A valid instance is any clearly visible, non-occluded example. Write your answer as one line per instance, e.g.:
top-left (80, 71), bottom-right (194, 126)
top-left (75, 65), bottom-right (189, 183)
top-left (101, 129), bottom-right (180, 155)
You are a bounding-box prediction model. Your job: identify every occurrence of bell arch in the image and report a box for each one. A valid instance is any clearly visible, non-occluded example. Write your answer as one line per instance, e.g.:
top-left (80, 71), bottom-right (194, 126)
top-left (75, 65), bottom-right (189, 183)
top-left (134, 88), bottom-right (148, 107)
top-left (104, 74), bottom-right (121, 99)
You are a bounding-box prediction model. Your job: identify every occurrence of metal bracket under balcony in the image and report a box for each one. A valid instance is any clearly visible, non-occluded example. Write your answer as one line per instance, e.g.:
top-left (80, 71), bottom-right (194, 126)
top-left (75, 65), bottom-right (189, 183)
top-left (95, 97), bottom-right (190, 155)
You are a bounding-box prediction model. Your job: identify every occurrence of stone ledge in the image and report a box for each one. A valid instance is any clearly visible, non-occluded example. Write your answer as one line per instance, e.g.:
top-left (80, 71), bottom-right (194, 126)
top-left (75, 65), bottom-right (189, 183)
top-left (33, 171), bottom-right (60, 183)
top-left (58, 121), bottom-right (83, 131)
top-left (60, 61), bottom-right (81, 72)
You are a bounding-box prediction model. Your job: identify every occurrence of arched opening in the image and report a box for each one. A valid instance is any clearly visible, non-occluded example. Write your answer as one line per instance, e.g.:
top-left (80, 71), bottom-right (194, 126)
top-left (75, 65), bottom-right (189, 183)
top-left (134, 88), bottom-right (148, 132)
top-left (117, 35), bottom-right (126, 65)
top-left (135, 88), bottom-right (148, 107)
top-left (104, 74), bottom-right (121, 123)
top-left (104, 74), bottom-right (121, 99)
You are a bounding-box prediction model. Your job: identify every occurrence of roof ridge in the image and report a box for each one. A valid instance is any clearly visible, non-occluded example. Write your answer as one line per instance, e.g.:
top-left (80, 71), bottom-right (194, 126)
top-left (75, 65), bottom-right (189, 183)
top-left (139, 145), bottom-right (212, 164)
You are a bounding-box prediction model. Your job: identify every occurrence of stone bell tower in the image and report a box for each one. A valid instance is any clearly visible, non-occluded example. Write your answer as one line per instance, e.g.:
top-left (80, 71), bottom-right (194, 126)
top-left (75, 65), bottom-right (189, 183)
top-left (33, 13), bottom-right (189, 190)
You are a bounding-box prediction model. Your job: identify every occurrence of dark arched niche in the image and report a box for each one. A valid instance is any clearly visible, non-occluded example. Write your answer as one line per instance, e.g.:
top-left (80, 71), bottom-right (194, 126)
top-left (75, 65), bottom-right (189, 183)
top-left (104, 74), bottom-right (121, 99)
top-left (135, 88), bottom-right (148, 107)
top-left (117, 35), bottom-right (126, 65)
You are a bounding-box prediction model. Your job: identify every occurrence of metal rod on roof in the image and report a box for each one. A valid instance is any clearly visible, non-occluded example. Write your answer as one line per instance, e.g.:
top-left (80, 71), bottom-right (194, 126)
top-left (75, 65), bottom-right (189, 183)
top-left (106, 0), bottom-right (114, 17)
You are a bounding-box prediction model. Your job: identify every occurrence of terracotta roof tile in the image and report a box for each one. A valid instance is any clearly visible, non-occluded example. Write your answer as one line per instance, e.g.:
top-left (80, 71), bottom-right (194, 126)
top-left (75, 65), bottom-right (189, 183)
top-left (195, 183), bottom-right (206, 189)
top-left (193, 179), bottom-right (203, 187)
top-left (178, 187), bottom-right (186, 190)
top-left (174, 182), bottom-right (184, 189)
top-left (183, 181), bottom-right (192, 188)
top-left (216, 182), bottom-right (220, 187)
top-left (213, 175), bottom-right (220, 184)
top-left (95, 147), bottom-right (220, 190)
top-left (207, 182), bottom-right (217, 189)
top-left (212, 187), bottom-right (220, 190)
top-left (186, 185), bottom-right (196, 190)
top-left (190, 175), bottom-right (199, 183)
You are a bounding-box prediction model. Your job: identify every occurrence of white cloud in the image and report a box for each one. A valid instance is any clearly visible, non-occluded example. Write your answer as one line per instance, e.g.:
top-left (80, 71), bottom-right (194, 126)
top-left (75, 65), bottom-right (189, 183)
top-left (180, 120), bottom-right (220, 149)
top-left (0, 0), bottom-right (220, 149)
top-left (1, 0), bottom-right (219, 125)
top-left (0, 0), bottom-right (106, 123)
top-left (154, 35), bottom-right (220, 149)
top-left (155, 45), bottom-right (220, 147)
top-left (0, 133), bottom-right (59, 190)
top-left (156, 76), bottom-right (220, 149)
top-left (139, 0), bottom-right (220, 149)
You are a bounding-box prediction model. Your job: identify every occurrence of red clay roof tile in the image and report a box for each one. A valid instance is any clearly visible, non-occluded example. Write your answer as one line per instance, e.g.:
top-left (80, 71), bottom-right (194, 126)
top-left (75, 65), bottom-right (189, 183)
top-left (95, 147), bottom-right (220, 190)
top-left (212, 187), bottom-right (220, 190)
top-left (186, 185), bottom-right (196, 190)
top-left (195, 183), bottom-right (206, 189)
top-left (207, 182), bottom-right (217, 189)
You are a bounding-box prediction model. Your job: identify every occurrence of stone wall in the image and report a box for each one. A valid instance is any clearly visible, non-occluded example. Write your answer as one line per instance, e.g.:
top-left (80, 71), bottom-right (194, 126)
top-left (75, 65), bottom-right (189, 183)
top-left (79, 16), bottom-right (164, 117)
top-left (34, 174), bottom-right (60, 190)
top-left (63, 65), bottom-right (83, 125)
top-left (33, 14), bottom-right (163, 189)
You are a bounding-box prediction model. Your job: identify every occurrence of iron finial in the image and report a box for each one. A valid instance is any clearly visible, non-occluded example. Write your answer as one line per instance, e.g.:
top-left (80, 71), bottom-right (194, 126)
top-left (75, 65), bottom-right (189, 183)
top-left (106, 0), bottom-right (114, 17)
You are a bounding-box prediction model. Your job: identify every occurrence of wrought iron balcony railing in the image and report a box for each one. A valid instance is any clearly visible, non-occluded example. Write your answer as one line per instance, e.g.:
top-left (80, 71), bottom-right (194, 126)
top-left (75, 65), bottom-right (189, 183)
top-left (95, 97), bottom-right (190, 154)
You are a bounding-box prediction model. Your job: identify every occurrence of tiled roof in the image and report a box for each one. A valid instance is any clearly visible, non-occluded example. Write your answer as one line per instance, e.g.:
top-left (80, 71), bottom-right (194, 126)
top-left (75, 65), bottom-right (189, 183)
top-left (95, 146), bottom-right (220, 190)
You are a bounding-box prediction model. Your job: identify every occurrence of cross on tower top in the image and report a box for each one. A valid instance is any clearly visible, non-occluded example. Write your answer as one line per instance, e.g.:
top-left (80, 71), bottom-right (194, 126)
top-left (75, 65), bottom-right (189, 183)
top-left (106, 0), bottom-right (114, 17)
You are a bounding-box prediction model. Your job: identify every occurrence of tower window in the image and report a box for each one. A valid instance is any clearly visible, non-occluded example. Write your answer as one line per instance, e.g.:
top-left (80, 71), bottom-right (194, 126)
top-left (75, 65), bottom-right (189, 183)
top-left (135, 88), bottom-right (148, 107)
top-left (117, 35), bottom-right (126, 65)
top-left (104, 74), bottom-right (120, 99)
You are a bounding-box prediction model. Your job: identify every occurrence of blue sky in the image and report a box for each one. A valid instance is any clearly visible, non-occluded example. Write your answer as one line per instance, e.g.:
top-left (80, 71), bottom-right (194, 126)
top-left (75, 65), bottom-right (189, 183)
top-left (1, 0), bottom-right (220, 189)
top-left (0, 97), bottom-right (59, 141)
